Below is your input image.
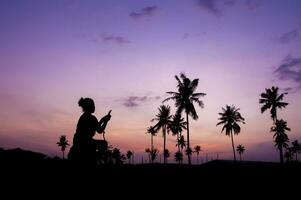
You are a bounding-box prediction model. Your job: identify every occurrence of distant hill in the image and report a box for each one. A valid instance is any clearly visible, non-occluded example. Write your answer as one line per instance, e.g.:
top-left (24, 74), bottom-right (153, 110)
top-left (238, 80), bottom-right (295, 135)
top-left (0, 147), bottom-right (48, 162)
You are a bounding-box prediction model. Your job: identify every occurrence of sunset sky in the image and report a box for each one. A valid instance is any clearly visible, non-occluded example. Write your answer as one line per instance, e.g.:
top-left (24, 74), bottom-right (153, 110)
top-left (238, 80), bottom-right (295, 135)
top-left (0, 0), bottom-right (301, 163)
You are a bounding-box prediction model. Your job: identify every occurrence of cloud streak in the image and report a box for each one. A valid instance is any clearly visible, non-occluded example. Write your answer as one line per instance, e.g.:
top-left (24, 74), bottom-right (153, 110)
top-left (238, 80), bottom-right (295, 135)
top-left (129, 6), bottom-right (158, 19)
top-left (121, 95), bottom-right (160, 108)
top-left (197, 0), bottom-right (222, 16)
top-left (279, 29), bottom-right (299, 44)
top-left (274, 55), bottom-right (301, 90)
top-left (100, 34), bottom-right (130, 45)
top-left (196, 0), bottom-right (260, 16)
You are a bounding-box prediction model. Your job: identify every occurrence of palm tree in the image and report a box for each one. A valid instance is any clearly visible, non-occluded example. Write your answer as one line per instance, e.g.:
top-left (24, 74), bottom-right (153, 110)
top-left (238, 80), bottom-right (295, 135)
top-left (194, 145), bottom-right (202, 164)
top-left (169, 114), bottom-right (187, 153)
top-left (126, 150), bottom-right (133, 164)
top-left (175, 151), bottom-right (183, 164)
top-left (259, 86), bottom-right (288, 122)
top-left (236, 144), bottom-right (245, 161)
top-left (271, 119), bottom-right (290, 163)
top-left (56, 135), bottom-right (69, 159)
top-left (152, 105), bottom-right (172, 164)
top-left (284, 147), bottom-right (293, 163)
top-left (291, 140), bottom-right (301, 161)
top-left (164, 149), bottom-right (170, 163)
top-left (150, 148), bottom-right (159, 163)
top-left (145, 148), bottom-right (151, 163)
top-left (164, 73), bottom-right (206, 165)
top-left (217, 105), bottom-right (245, 161)
top-left (176, 135), bottom-right (186, 156)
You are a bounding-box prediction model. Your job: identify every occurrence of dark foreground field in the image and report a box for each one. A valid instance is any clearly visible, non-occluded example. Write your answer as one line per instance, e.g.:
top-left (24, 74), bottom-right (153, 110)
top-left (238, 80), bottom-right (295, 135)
top-left (1, 149), bottom-right (300, 196)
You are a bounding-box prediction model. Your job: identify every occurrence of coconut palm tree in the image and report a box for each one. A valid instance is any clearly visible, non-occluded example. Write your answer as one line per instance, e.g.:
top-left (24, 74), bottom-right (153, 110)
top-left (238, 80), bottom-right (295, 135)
top-left (259, 86), bottom-right (288, 122)
top-left (271, 119), bottom-right (290, 163)
top-left (145, 148), bottom-right (151, 163)
top-left (126, 150), bottom-right (133, 164)
top-left (176, 135), bottom-right (186, 156)
top-left (284, 147), bottom-right (293, 163)
top-left (175, 151), bottom-right (183, 164)
top-left (291, 140), bottom-right (301, 161)
top-left (194, 145), bottom-right (202, 164)
top-left (152, 105), bottom-right (172, 164)
top-left (236, 144), bottom-right (245, 161)
top-left (217, 105), bottom-right (245, 161)
top-left (150, 148), bottom-right (159, 163)
top-left (56, 135), bottom-right (69, 159)
top-left (163, 73), bottom-right (206, 165)
top-left (164, 149), bottom-right (170, 163)
top-left (146, 125), bottom-right (157, 145)
top-left (169, 114), bottom-right (187, 153)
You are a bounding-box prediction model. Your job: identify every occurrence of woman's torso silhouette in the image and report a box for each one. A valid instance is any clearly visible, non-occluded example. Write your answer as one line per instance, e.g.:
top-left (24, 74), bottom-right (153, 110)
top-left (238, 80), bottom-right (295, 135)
top-left (68, 98), bottom-right (110, 162)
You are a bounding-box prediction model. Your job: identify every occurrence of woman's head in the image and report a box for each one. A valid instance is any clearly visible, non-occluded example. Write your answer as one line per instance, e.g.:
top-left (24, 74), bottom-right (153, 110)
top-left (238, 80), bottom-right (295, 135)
top-left (78, 97), bottom-right (95, 113)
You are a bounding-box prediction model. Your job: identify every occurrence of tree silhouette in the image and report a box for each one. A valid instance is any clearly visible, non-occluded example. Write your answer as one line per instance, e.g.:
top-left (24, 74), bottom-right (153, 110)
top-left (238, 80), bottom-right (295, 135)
top-left (194, 145), bottom-right (202, 165)
top-left (284, 147), bottom-right (293, 163)
top-left (259, 86), bottom-right (288, 122)
top-left (164, 149), bottom-right (170, 163)
top-left (146, 126), bottom-right (157, 163)
top-left (169, 114), bottom-right (187, 153)
top-left (291, 140), bottom-right (301, 161)
top-left (185, 147), bottom-right (192, 160)
top-left (164, 73), bottom-right (206, 165)
top-left (217, 105), bottom-right (245, 161)
top-left (150, 148), bottom-right (159, 163)
top-left (236, 144), bottom-right (245, 161)
top-left (56, 135), bottom-right (69, 159)
top-left (152, 105), bottom-right (172, 164)
top-left (271, 119), bottom-right (290, 163)
top-left (174, 151), bottom-right (183, 164)
top-left (145, 148), bottom-right (151, 163)
top-left (112, 148), bottom-right (125, 165)
top-left (176, 135), bottom-right (186, 156)
top-left (126, 150), bottom-right (133, 164)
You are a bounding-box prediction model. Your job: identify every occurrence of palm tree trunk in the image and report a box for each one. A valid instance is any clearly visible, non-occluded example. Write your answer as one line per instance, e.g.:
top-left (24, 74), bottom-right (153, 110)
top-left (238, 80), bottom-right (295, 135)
top-left (230, 132), bottom-right (236, 161)
top-left (186, 112), bottom-right (191, 165)
top-left (296, 152), bottom-right (298, 162)
top-left (239, 153), bottom-right (241, 161)
top-left (197, 153), bottom-right (199, 165)
top-left (279, 146), bottom-right (284, 163)
top-left (177, 133), bottom-right (180, 152)
top-left (151, 135), bottom-right (153, 164)
top-left (62, 150), bottom-right (65, 160)
top-left (163, 126), bottom-right (166, 164)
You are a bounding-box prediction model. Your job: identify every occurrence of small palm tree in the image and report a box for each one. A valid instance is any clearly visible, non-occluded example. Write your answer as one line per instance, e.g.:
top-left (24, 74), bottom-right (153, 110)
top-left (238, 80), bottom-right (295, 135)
top-left (145, 148), bottom-right (151, 163)
top-left (217, 105), bottom-right (245, 161)
top-left (284, 147), bottom-right (293, 163)
top-left (291, 140), bottom-right (301, 161)
top-left (194, 145), bottom-right (202, 164)
top-left (164, 149), bottom-right (170, 163)
top-left (126, 150), bottom-right (133, 164)
top-left (174, 151), bottom-right (183, 164)
top-left (169, 114), bottom-right (187, 153)
top-left (259, 86), bottom-right (288, 122)
top-left (271, 119), bottom-right (290, 163)
top-left (163, 73), bottom-right (206, 165)
top-left (236, 144), bottom-right (245, 161)
top-left (152, 105), bottom-right (172, 164)
top-left (185, 147), bottom-right (192, 160)
top-left (56, 135), bottom-right (69, 159)
top-left (150, 148), bottom-right (159, 163)
top-left (176, 135), bottom-right (186, 155)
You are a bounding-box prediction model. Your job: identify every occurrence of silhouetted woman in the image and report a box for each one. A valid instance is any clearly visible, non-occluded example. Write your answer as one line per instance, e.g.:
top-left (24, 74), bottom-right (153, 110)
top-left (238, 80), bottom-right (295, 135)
top-left (68, 97), bottom-right (111, 162)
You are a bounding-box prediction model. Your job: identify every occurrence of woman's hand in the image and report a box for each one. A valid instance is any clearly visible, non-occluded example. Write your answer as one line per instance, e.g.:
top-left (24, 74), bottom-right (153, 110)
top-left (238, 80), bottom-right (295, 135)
top-left (100, 110), bottom-right (111, 124)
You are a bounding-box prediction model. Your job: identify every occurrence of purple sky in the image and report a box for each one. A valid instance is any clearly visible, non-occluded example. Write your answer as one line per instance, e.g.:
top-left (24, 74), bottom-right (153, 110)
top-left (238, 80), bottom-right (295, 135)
top-left (0, 0), bottom-right (301, 163)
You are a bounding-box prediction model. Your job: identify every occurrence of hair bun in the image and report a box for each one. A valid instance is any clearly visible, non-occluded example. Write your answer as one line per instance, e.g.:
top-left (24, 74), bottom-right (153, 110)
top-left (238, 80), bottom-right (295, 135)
top-left (78, 97), bottom-right (85, 107)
